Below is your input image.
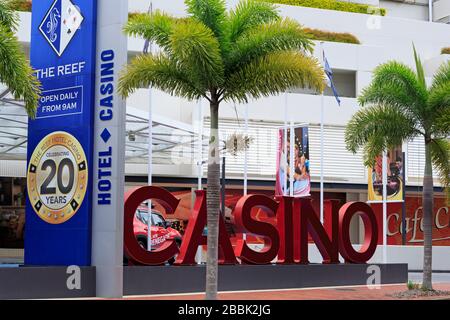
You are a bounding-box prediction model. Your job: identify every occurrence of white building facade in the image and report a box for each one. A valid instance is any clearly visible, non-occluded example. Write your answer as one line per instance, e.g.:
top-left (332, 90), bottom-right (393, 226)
top-left (0, 0), bottom-right (449, 254)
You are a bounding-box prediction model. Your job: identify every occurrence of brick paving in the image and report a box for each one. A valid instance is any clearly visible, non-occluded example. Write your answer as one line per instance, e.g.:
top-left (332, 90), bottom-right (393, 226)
top-left (123, 283), bottom-right (450, 300)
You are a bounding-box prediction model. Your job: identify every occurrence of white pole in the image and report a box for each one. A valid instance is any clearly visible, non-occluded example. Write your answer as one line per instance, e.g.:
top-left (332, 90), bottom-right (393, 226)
top-left (320, 41), bottom-right (325, 223)
top-left (147, 86), bottom-right (153, 252)
top-left (147, 2), bottom-right (153, 252)
top-left (197, 99), bottom-right (203, 191)
top-left (289, 120), bottom-right (295, 197)
top-left (243, 104), bottom-right (249, 242)
top-left (196, 99), bottom-right (203, 264)
top-left (382, 151), bottom-right (388, 263)
top-left (283, 94), bottom-right (288, 196)
top-left (244, 104), bottom-right (248, 196)
top-left (428, 0), bottom-right (433, 22)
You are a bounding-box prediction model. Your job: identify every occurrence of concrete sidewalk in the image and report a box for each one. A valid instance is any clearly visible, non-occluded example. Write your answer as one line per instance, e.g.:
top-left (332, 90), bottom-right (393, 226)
top-left (122, 283), bottom-right (450, 300)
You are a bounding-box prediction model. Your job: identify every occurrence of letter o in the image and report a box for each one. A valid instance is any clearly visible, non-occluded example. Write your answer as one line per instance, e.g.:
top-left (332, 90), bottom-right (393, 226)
top-left (339, 202), bottom-right (378, 263)
top-left (101, 50), bottom-right (114, 61)
top-left (98, 179), bottom-right (111, 192)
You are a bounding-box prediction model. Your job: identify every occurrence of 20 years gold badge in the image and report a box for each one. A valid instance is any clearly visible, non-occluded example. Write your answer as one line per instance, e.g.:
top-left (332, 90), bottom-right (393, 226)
top-left (27, 131), bottom-right (88, 224)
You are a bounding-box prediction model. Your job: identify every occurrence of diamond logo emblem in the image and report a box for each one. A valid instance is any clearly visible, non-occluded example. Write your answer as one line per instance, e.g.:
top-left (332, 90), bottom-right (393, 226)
top-left (39, 0), bottom-right (84, 57)
top-left (101, 128), bottom-right (111, 143)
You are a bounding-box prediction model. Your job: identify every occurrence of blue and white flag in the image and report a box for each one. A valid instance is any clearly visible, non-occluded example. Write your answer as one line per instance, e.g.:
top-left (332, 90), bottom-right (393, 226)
top-left (323, 51), bottom-right (341, 106)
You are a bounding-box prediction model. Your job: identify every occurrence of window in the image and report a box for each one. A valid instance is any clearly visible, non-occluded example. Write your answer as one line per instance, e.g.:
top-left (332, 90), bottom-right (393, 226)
top-left (290, 70), bottom-right (357, 98)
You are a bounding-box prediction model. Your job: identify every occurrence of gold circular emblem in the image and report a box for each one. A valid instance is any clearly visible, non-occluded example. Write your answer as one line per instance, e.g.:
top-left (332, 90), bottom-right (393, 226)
top-left (27, 131), bottom-right (88, 224)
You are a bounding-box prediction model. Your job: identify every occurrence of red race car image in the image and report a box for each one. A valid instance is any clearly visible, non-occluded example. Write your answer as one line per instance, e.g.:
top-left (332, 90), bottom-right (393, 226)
top-left (125, 205), bottom-right (182, 265)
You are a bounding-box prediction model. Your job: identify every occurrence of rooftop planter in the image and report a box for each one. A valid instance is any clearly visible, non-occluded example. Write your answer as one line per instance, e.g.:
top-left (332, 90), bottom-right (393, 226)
top-left (10, 0), bottom-right (31, 12)
top-left (16, 0), bottom-right (386, 17)
top-left (304, 28), bottom-right (360, 44)
top-left (260, 0), bottom-right (386, 16)
top-left (442, 47), bottom-right (450, 55)
top-left (129, 12), bottom-right (362, 45)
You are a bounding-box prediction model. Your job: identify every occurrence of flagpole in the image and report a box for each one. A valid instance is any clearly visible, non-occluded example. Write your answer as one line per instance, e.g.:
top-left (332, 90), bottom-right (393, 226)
top-left (147, 86), bottom-right (153, 252)
top-left (290, 120), bottom-right (294, 197)
top-left (243, 104), bottom-right (248, 243)
top-left (196, 99), bottom-right (203, 264)
top-left (146, 2), bottom-right (153, 252)
top-left (320, 41), bottom-right (325, 223)
top-left (382, 151), bottom-right (388, 263)
top-left (197, 101), bottom-right (203, 191)
top-left (244, 104), bottom-right (248, 196)
top-left (284, 93), bottom-right (288, 196)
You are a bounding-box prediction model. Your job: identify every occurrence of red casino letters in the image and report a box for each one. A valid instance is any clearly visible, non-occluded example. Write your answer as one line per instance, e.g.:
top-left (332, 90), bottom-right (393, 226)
top-left (124, 186), bottom-right (378, 265)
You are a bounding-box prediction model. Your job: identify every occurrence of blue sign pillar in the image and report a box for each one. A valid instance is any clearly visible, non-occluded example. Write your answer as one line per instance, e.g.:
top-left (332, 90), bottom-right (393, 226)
top-left (26, 0), bottom-right (98, 266)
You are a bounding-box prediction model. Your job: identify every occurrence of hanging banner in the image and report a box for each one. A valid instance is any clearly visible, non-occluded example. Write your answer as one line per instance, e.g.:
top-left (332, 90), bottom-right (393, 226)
top-left (275, 127), bottom-right (310, 197)
top-left (26, 0), bottom-right (97, 266)
top-left (368, 146), bottom-right (404, 201)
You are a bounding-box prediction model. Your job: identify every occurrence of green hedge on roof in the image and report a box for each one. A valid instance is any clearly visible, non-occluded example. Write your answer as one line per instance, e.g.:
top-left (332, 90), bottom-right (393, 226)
top-left (14, 0), bottom-right (386, 17)
top-left (304, 28), bottom-right (360, 44)
top-left (9, 0), bottom-right (31, 12)
top-left (128, 12), bottom-right (362, 45)
top-left (260, 0), bottom-right (386, 16)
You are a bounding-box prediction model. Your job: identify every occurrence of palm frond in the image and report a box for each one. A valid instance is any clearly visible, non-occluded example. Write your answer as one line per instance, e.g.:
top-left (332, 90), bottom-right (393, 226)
top-left (429, 138), bottom-right (450, 202)
top-left (413, 44), bottom-right (427, 91)
top-left (358, 61), bottom-right (428, 126)
top-left (431, 60), bottom-right (450, 92)
top-left (170, 19), bottom-right (224, 87)
top-left (432, 106), bottom-right (450, 137)
top-left (427, 81), bottom-right (450, 127)
top-left (345, 105), bottom-right (418, 166)
top-left (358, 81), bottom-right (422, 123)
top-left (124, 10), bottom-right (181, 53)
top-left (0, 0), bottom-right (18, 32)
top-left (227, 18), bottom-right (314, 72)
top-left (185, 0), bottom-right (227, 39)
top-left (362, 134), bottom-right (385, 168)
top-left (226, 0), bottom-right (280, 43)
top-left (118, 53), bottom-right (204, 101)
top-left (223, 50), bottom-right (324, 103)
top-left (0, 26), bottom-right (41, 118)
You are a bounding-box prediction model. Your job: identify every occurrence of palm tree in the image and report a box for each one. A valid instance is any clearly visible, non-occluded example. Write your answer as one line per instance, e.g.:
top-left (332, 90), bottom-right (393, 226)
top-left (0, 0), bottom-right (40, 117)
top-left (345, 47), bottom-right (450, 291)
top-left (119, 0), bottom-right (324, 299)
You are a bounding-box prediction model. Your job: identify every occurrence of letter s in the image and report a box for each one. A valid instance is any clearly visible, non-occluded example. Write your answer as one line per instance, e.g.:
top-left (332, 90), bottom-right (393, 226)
top-left (233, 195), bottom-right (279, 264)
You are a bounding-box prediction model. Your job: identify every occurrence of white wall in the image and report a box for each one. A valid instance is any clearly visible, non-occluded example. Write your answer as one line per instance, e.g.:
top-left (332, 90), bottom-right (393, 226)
top-left (434, 0), bottom-right (450, 22)
top-left (380, 0), bottom-right (429, 21)
top-left (13, 2), bottom-right (450, 181)
top-left (17, 4), bottom-right (450, 130)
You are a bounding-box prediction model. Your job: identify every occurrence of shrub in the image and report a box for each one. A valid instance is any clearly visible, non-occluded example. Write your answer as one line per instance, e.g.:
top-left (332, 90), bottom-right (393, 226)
top-left (442, 47), bottom-right (450, 55)
top-left (407, 280), bottom-right (420, 291)
top-left (9, 0), bottom-right (31, 12)
top-left (128, 12), bottom-right (140, 20)
top-left (260, 0), bottom-right (386, 16)
top-left (304, 28), bottom-right (360, 44)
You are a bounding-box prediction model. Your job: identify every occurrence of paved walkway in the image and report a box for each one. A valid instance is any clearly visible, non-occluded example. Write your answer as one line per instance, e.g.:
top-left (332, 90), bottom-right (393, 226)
top-left (123, 282), bottom-right (450, 300)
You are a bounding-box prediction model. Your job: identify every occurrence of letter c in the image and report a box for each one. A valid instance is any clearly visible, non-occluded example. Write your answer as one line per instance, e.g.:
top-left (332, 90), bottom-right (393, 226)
top-left (99, 109), bottom-right (113, 121)
top-left (124, 186), bottom-right (180, 265)
top-left (435, 207), bottom-right (449, 229)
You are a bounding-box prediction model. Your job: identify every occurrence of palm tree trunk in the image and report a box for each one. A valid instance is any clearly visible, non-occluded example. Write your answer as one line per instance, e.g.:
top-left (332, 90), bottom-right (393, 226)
top-left (422, 139), bottom-right (434, 290)
top-left (205, 100), bottom-right (220, 300)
